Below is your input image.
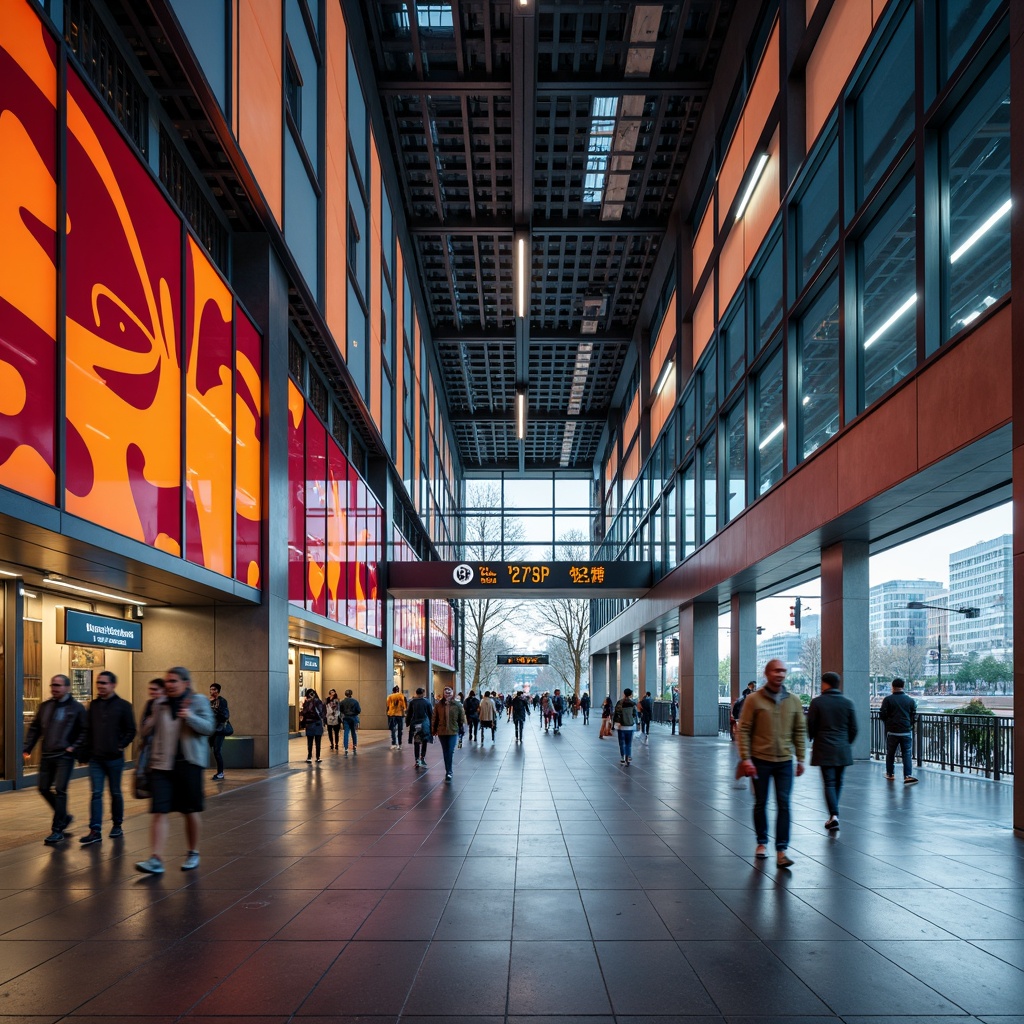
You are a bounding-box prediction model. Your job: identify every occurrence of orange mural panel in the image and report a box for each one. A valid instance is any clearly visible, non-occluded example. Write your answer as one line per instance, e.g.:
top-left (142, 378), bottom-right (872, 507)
top-left (65, 72), bottom-right (183, 549)
top-left (324, 0), bottom-right (347, 356)
top-left (719, 221), bottom-right (744, 315)
top-left (0, 1), bottom-right (57, 503)
top-left (184, 237), bottom-right (234, 575)
top-left (717, 130), bottom-right (744, 230)
top-left (623, 388), bottom-right (640, 452)
top-left (743, 21), bottom-right (779, 158)
top-left (237, 0), bottom-right (282, 224)
top-left (806, 0), bottom-right (872, 147)
top-left (235, 311), bottom-right (262, 587)
top-left (692, 271), bottom-right (715, 365)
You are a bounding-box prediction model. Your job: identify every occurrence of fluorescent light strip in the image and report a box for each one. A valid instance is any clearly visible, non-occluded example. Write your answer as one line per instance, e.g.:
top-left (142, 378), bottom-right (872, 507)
top-left (44, 578), bottom-right (147, 605)
top-left (516, 236), bottom-right (527, 317)
top-left (950, 199), bottom-right (1011, 264)
top-left (864, 292), bottom-right (917, 349)
top-left (735, 153), bottom-right (769, 220)
top-left (758, 421), bottom-right (784, 450)
top-left (516, 390), bottom-right (526, 440)
top-left (654, 359), bottom-right (674, 396)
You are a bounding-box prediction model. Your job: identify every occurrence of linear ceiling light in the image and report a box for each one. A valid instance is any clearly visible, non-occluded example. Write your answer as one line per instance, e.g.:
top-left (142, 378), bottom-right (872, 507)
top-left (516, 386), bottom-right (527, 440)
top-left (758, 421), bottom-right (784, 449)
top-left (654, 359), bottom-right (674, 396)
top-left (735, 153), bottom-right (769, 220)
top-left (950, 199), bottom-right (1011, 264)
top-left (515, 234), bottom-right (529, 318)
top-left (43, 576), bottom-right (147, 605)
top-left (864, 293), bottom-right (917, 349)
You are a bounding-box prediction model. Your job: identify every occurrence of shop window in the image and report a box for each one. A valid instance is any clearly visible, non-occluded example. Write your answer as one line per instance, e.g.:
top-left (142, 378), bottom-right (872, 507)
top-left (855, 6), bottom-right (915, 205)
top-left (798, 276), bottom-right (840, 459)
top-left (860, 174), bottom-right (917, 409)
top-left (752, 232), bottom-right (782, 350)
top-left (725, 401), bottom-right (745, 522)
top-left (796, 135), bottom-right (839, 292)
top-left (756, 347), bottom-right (784, 495)
top-left (945, 55), bottom-right (1010, 340)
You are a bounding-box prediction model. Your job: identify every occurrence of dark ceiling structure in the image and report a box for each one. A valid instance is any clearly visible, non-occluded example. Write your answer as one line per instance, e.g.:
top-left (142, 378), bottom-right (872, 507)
top-left (359, 0), bottom-right (737, 473)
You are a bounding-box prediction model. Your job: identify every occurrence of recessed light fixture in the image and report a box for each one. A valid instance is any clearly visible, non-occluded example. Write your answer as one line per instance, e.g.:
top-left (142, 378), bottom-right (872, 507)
top-left (735, 153), bottom-right (769, 220)
top-left (43, 577), bottom-right (147, 606)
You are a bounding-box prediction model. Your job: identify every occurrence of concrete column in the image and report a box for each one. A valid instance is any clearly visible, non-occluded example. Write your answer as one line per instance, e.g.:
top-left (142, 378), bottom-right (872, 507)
top-left (590, 652), bottom-right (607, 703)
top-left (639, 629), bottom-right (658, 700)
top-left (678, 602), bottom-right (719, 736)
top-left (618, 639), bottom-right (634, 696)
top-left (820, 540), bottom-right (870, 759)
top-left (730, 592), bottom-right (757, 703)
top-left (606, 649), bottom-right (618, 701)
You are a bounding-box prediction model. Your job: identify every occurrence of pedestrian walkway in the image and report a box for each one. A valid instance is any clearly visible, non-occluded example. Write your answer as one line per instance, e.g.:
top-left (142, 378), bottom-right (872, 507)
top-left (1, 715), bottom-right (1022, 1023)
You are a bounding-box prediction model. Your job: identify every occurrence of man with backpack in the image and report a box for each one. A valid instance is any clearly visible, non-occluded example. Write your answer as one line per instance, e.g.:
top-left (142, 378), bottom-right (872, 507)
top-left (613, 688), bottom-right (638, 765)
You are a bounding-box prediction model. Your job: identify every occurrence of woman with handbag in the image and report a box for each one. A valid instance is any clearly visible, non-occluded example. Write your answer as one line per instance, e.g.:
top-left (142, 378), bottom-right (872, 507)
top-left (324, 690), bottom-right (342, 750)
top-left (300, 689), bottom-right (326, 763)
top-left (598, 696), bottom-right (614, 739)
top-left (208, 683), bottom-right (230, 781)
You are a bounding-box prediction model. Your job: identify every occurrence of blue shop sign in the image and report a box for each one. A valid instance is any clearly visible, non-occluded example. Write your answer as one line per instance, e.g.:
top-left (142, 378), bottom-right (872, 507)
top-left (300, 654), bottom-right (321, 672)
top-left (59, 608), bottom-right (143, 652)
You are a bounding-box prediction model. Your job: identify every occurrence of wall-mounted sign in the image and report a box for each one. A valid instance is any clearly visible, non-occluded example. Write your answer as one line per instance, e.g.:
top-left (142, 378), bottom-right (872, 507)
top-left (389, 561), bottom-right (652, 599)
top-left (497, 654), bottom-right (549, 665)
top-left (300, 654), bottom-right (321, 672)
top-left (58, 608), bottom-right (143, 652)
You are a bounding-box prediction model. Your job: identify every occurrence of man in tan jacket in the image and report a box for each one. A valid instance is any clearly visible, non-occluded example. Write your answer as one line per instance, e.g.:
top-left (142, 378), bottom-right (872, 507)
top-left (738, 660), bottom-right (806, 868)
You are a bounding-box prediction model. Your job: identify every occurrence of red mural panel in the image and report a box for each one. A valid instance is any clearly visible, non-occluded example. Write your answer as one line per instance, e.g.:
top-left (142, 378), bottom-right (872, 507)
top-left (65, 71), bottom-right (182, 550)
top-left (235, 311), bottom-right (262, 587)
top-left (184, 236), bottom-right (233, 574)
top-left (305, 415), bottom-right (327, 616)
top-left (0, 5), bottom-right (57, 503)
top-left (326, 437), bottom-right (349, 624)
top-left (287, 381), bottom-right (305, 606)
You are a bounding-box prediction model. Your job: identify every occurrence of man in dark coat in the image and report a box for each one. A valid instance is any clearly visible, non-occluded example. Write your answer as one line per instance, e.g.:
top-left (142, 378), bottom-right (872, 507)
top-left (806, 671), bottom-right (858, 831)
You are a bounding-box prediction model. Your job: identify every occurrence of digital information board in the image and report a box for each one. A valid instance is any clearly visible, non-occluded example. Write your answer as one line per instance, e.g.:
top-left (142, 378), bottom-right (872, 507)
top-left (388, 561), bottom-right (652, 599)
top-left (497, 654), bottom-right (549, 665)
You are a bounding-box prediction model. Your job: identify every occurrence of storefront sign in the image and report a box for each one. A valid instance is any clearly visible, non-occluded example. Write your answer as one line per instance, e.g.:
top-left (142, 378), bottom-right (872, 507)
top-left (300, 654), bottom-right (321, 672)
top-left (58, 608), bottom-right (143, 651)
top-left (497, 654), bottom-right (549, 665)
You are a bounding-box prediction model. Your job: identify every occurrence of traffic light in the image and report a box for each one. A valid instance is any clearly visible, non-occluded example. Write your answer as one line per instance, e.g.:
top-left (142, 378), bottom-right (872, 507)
top-left (789, 597), bottom-right (801, 631)
top-left (670, 637), bottom-right (679, 656)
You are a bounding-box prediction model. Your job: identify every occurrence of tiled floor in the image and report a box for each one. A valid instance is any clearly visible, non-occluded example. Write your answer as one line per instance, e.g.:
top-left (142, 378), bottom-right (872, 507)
top-left (1, 715), bottom-right (1022, 1024)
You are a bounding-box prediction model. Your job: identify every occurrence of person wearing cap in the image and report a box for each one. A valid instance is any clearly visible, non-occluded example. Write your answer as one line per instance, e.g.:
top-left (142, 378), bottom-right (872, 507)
top-left (431, 687), bottom-right (466, 782)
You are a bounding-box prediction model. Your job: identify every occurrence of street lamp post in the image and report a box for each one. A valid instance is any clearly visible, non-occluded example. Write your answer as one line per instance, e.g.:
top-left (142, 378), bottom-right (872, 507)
top-left (906, 601), bottom-right (980, 693)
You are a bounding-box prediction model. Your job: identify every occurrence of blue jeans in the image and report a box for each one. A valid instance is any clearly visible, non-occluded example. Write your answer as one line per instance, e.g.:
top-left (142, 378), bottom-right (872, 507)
top-left (752, 758), bottom-right (794, 850)
top-left (617, 727), bottom-right (634, 760)
top-left (388, 716), bottom-right (404, 745)
top-left (343, 719), bottom-right (358, 750)
top-left (886, 733), bottom-right (913, 777)
top-left (88, 756), bottom-right (125, 829)
top-left (820, 765), bottom-right (845, 818)
top-left (38, 752), bottom-right (74, 830)
top-left (438, 734), bottom-right (457, 775)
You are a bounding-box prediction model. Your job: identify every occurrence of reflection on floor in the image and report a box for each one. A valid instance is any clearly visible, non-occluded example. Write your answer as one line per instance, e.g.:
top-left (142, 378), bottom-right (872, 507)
top-left (1, 717), bottom-right (1022, 1024)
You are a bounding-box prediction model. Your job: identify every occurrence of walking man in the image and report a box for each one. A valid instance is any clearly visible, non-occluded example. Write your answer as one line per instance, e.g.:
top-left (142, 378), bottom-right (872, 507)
top-left (208, 682), bottom-right (230, 780)
top-left (406, 687), bottom-right (433, 767)
top-left (136, 666), bottom-right (215, 874)
top-left (23, 674), bottom-right (87, 845)
top-left (511, 690), bottom-right (530, 742)
top-left (478, 690), bottom-right (497, 741)
top-left (386, 685), bottom-right (407, 749)
top-left (341, 689), bottom-right (361, 755)
top-left (580, 691), bottom-right (591, 725)
top-left (639, 691), bottom-right (654, 740)
top-left (737, 659), bottom-right (806, 868)
top-left (806, 671), bottom-right (857, 831)
top-left (880, 677), bottom-right (918, 784)
top-left (80, 671), bottom-right (136, 845)
top-left (551, 689), bottom-right (565, 733)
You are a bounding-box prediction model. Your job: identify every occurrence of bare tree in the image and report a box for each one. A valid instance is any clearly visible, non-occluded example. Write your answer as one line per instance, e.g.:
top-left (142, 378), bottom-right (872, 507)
top-left (460, 484), bottom-right (526, 693)
top-left (801, 633), bottom-right (821, 698)
top-left (529, 530), bottom-right (590, 699)
top-left (885, 640), bottom-right (924, 686)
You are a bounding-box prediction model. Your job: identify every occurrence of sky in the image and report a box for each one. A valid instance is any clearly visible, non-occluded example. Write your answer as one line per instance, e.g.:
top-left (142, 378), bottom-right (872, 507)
top-left (724, 501), bottom-right (1013, 654)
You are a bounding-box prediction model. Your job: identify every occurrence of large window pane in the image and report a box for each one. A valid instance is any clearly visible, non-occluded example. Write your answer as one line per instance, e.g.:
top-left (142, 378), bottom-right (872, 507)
top-left (682, 461), bottom-right (696, 557)
top-left (665, 484), bottom-right (677, 568)
top-left (701, 437), bottom-right (716, 542)
top-left (753, 232), bottom-right (783, 348)
top-left (943, 0), bottom-right (1003, 81)
top-left (681, 389), bottom-right (696, 453)
top-left (699, 346), bottom-right (717, 429)
top-left (798, 277), bottom-right (840, 459)
top-left (946, 57), bottom-right (1010, 339)
top-left (725, 401), bottom-right (745, 521)
top-left (856, 8), bottom-right (914, 204)
top-left (722, 298), bottom-right (746, 395)
top-left (756, 348), bottom-right (783, 495)
top-left (796, 136), bottom-right (839, 290)
top-left (861, 175), bottom-right (917, 408)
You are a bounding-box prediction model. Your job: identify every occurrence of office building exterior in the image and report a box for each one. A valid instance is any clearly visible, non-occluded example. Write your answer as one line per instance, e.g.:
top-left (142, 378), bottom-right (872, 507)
top-left (948, 534), bottom-right (1013, 656)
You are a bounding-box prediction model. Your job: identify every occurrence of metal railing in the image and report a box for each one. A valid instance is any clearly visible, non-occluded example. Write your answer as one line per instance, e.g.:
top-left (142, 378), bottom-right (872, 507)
top-left (713, 703), bottom-right (1014, 779)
